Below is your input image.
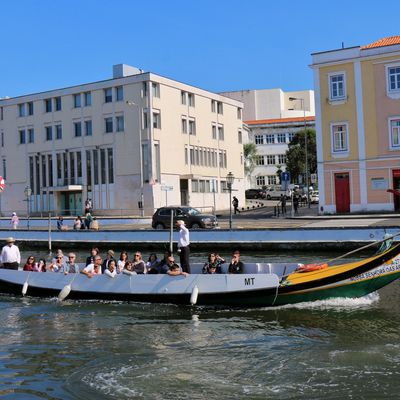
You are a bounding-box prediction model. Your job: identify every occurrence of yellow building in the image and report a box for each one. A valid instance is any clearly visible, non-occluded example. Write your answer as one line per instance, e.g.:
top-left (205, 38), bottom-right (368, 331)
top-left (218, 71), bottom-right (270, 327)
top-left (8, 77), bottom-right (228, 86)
top-left (311, 36), bottom-right (400, 214)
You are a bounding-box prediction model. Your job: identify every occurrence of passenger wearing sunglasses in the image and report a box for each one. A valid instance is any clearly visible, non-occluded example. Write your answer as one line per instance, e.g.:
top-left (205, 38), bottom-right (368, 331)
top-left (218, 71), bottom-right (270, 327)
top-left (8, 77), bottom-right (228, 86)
top-left (132, 252), bottom-right (146, 274)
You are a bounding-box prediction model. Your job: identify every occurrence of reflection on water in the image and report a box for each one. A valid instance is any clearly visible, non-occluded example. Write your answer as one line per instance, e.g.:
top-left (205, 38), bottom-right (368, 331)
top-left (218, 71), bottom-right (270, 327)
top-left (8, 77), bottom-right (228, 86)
top-left (0, 282), bottom-right (400, 399)
top-left (1, 247), bottom-right (400, 399)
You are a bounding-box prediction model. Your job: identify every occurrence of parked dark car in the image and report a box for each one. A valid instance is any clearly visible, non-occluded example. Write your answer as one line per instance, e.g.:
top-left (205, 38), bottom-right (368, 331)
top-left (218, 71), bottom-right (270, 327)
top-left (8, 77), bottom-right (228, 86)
top-left (245, 189), bottom-right (266, 199)
top-left (152, 206), bottom-right (218, 229)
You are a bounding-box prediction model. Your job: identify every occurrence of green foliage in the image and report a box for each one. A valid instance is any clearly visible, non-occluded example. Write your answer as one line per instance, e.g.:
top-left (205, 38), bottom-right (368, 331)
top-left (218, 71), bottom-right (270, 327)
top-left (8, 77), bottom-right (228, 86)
top-left (243, 143), bottom-right (258, 176)
top-left (285, 129), bottom-right (317, 184)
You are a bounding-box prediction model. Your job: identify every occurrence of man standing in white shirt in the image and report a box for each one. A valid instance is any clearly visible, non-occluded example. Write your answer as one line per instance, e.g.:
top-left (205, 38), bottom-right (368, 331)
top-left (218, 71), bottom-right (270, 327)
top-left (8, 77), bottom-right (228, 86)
top-left (1, 237), bottom-right (21, 270)
top-left (176, 220), bottom-right (190, 273)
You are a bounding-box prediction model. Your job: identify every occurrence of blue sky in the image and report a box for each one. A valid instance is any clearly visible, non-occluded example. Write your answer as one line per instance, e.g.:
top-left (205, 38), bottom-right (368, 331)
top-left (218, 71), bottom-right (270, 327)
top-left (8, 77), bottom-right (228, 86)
top-left (1, 0), bottom-right (399, 98)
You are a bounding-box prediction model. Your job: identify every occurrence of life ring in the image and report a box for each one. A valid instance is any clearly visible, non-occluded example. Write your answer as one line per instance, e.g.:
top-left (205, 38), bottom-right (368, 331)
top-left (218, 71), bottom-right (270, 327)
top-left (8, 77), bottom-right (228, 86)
top-left (296, 263), bottom-right (328, 273)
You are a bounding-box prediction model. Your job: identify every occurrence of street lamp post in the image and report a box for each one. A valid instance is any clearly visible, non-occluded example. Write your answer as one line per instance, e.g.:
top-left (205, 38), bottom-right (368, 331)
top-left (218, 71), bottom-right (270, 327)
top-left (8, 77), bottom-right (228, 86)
top-left (126, 101), bottom-right (145, 217)
top-left (289, 97), bottom-right (310, 208)
top-left (226, 172), bottom-right (235, 230)
top-left (24, 186), bottom-right (32, 230)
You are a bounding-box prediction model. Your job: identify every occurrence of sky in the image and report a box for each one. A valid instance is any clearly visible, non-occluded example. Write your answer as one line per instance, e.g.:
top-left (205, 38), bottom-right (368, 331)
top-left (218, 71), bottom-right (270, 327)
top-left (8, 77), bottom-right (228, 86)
top-left (1, 0), bottom-right (400, 98)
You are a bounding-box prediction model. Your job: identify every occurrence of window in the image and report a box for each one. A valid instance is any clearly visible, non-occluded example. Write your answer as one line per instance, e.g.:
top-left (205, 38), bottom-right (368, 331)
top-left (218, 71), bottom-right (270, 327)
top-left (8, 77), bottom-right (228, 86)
top-left (142, 111), bottom-right (148, 129)
top-left (181, 91), bottom-right (187, 105)
top-left (55, 124), bottom-right (62, 140)
top-left (184, 147), bottom-right (188, 164)
top-left (256, 155), bottom-right (265, 165)
top-left (45, 99), bottom-right (52, 113)
top-left (142, 82), bottom-right (148, 98)
top-left (267, 175), bottom-right (277, 185)
top-left (218, 126), bottom-right (224, 140)
top-left (45, 126), bottom-right (53, 141)
top-left (278, 154), bottom-right (286, 164)
top-left (211, 100), bottom-right (216, 112)
top-left (115, 86), bottom-right (123, 101)
top-left (153, 112), bottom-right (161, 129)
top-left (0, 107), bottom-right (3, 120)
top-left (152, 82), bottom-right (160, 98)
top-left (189, 119), bottom-right (196, 135)
top-left (84, 92), bottom-right (92, 106)
top-left (73, 94), bottom-right (81, 108)
top-left (256, 176), bottom-right (265, 186)
top-left (48, 154), bottom-right (53, 186)
top-left (217, 102), bottom-right (223, 114)
top-left (181, 117), bottom-right (187, 134)
top-left (2, 159), bottom-right (5, 180)
top-left (116, 115), bottom-right (124, 132)
top-left (104, 88), bottom-right (112, 103)
top-left (86, 150), bottom-right (91, 186)
top-left (74, 122), bottom-right (82, 137)
top-left (237, 108), bottom-right (242, 119)
top-left (288, 132), bottom-right (295, 142)
top-left (18, 104), bottom-right (25, 117)
top-left (100, 149), bottom-right (106, 184)
top-left (255, 135), bottom-right (264, 144)
top-left (85, 120), bottom-right (92, 136)
top-left (105, 117), bottom-right (113, 133)
top-left (93, 149), bottom-right (99, 184)
top-left (266, 155), bottom-right (275, 165)
top-left (28, 128), bottom-right (34, 143)
top-left (19, 129), bottom-right (26, 144)
top-left (54, 97), bottom-right (62, 111)
top-left (266, 134), bottom-right (274, 144)
top-left (212, 124), bottom-right (217, 139)
top-left (329, 73), bottom-right (346, 100)
top-left (27, 102), bottom-right (34, 115)
top-left (1, 131), bottom-right (3, 147)
top-left (389, 118), bottom-right (400, 148)
top-left (388, 66), bottom-right (400, 94)
top-left (331, 123), bottom-right (348, 153)
top-left (238, 130), bottom-right (242, 143)
top-left (188, 93), bottom-right (195, 107)
top-left (277, 133), bottom-right (286, 143)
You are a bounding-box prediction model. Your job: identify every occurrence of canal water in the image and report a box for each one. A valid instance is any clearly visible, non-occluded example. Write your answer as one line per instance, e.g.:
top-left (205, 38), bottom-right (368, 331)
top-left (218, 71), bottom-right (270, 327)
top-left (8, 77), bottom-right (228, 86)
top-left (1, 250), bottom-right (400, 399)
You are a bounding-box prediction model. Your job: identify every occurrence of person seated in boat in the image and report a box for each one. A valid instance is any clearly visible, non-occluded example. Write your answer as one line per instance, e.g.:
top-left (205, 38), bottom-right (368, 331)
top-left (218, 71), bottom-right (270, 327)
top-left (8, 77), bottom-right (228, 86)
top-left (102, 250), bottom-right (116, 273)
top-left (86, 247), bottom-right (100, 266)
top-left (82, 255), bottom-right (103, 278)
top-left (202, 253), bottom-right (225, 274)
top-left (61, 253), bottom-right (80, 274)
top-left (23, 255), bottom-right (36, 272)
top-left (52, 249), bottom-right (68, 266)
top-left (147, 253), bottom-right (169, 274)
top-left (132, 251), bottom-right (146, 274)
top-left (122, 261), bottom-right (136, 275)
top-left (117, 251), bottom-right (129, 273)
top-left (166, 256), bottom-right (188, 277)
top-left (37, 259), bottom-right (46, 272)
top-left (49, 254), bottom-right (67, 272)
top-left (105, 259), bottom-right (117, 278)
top-left (228, 250), bottom-right (244, 274)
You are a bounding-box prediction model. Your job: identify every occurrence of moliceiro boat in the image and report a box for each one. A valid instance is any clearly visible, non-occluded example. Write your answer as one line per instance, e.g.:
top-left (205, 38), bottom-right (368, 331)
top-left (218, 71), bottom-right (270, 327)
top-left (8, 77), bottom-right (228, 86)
top-left (1, 244), bottom-right (400, 307)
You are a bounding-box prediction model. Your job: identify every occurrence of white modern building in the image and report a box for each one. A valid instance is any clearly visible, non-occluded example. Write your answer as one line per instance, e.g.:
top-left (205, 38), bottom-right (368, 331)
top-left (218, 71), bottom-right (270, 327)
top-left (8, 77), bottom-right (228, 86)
top-left (0, 64), bottom-right (244, 216)
top-left (221, 88), bottom-right (315, 187)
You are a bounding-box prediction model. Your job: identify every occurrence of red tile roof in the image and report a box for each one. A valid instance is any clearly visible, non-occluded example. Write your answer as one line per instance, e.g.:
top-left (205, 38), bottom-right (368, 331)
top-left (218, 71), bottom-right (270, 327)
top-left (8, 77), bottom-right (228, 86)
top-left (245, 116), bottom-right (315, 125)
top-left (361, 36), bottom-right (400, 50)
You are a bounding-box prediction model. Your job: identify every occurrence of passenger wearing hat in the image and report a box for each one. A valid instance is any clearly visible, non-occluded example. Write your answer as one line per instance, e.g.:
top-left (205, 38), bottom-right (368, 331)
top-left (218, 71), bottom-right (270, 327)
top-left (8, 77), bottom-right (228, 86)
top-left (0, 237), bottom-right (21, 270)
top-left (102, 249), bottom-right (115, 273)
top-left (176, 220), bottom-right (190, 273)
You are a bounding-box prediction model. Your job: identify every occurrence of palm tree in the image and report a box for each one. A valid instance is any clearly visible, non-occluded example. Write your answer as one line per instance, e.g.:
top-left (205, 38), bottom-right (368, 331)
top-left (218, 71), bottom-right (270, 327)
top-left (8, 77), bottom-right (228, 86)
top-left (243, 143), bottom-right (257, 177)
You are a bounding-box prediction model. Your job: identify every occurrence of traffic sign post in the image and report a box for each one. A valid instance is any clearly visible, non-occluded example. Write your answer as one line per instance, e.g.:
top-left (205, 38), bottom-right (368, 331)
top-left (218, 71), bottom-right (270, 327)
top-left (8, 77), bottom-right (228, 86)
top-left (281, 172), bottom-right (290, 190)
top-left (161, 185), bottom-right (173, 206)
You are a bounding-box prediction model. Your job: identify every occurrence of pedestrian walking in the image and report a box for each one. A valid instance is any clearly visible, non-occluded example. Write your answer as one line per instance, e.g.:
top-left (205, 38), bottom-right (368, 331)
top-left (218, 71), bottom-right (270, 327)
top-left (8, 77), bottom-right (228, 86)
top-left (176, 220), bottom-right (190, 273)
top-left (232, 196), bottom-right (240, 214)
top-left (280, 194), bottom-right (287, 216)
top-left (11, 212), bottom-right (19, 230)
top-left (293, 194), bottom-right (299, 215)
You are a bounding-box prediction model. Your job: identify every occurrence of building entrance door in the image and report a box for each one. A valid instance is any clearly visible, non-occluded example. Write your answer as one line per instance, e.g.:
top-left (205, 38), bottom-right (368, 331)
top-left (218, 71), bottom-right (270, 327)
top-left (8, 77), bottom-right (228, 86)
top-left (60, 192), bottom-right (82, 215)
top-left (392, 170), bottom-right (400, 211)
top-left (180, 179), bottom-right (188, 205)
top-left (334, 173), bottom-right (350, 213)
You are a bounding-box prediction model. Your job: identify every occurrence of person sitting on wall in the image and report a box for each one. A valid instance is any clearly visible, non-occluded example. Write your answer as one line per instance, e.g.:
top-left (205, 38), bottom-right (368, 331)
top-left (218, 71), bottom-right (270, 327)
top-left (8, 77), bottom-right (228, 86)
top-left (228, 250), bottom-right (244, 274)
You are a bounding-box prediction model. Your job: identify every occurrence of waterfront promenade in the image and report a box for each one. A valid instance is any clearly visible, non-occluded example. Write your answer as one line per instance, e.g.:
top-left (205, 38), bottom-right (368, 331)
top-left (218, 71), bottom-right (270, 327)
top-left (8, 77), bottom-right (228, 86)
top-left (0, 202), bottom-right (399, 250)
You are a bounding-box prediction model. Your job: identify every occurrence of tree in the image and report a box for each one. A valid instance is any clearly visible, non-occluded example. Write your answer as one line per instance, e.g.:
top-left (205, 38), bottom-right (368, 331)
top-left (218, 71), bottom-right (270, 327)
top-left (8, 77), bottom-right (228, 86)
top-left (243, 143), bottom-right (258, 177)
top-left (285, 129), bottom-right (317, 184)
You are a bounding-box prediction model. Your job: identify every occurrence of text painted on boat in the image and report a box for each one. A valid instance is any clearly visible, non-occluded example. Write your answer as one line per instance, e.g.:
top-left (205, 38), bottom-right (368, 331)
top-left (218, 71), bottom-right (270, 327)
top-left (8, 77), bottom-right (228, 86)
top-left (245, 277), bottom-right (255, 285)
top-left (350, 256), bottom-right (400, 282)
